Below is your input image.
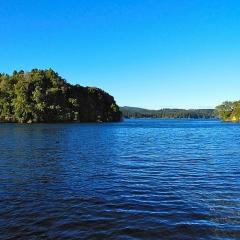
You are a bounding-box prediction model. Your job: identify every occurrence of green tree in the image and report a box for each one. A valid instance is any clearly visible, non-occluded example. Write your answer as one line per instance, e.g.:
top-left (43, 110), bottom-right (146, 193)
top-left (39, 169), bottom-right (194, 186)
top-left (0, 69), bottom-right (122, 123)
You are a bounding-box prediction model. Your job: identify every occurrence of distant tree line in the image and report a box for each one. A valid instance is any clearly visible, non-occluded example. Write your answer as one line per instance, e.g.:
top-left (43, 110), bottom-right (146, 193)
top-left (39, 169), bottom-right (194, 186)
top-left (215, 101), bottom-right (240, 122)
top-left (0, 69), bottom-right (121, 123)
top-left (120, 107), bottom-right (215, 119)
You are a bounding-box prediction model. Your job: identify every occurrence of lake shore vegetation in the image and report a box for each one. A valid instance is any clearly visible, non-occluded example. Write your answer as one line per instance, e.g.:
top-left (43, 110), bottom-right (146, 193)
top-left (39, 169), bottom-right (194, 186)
top-left (215, 101), bottom-right (240, 122)
top-left (121, 106), bottom-right (215, 119)
top-left (0, 69), bottom-right (122, 123)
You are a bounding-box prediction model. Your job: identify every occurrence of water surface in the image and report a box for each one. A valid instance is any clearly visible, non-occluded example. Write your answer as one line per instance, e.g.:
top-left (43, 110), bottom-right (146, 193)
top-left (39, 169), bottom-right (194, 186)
top-left (0, 119), bottom-right (240, 239)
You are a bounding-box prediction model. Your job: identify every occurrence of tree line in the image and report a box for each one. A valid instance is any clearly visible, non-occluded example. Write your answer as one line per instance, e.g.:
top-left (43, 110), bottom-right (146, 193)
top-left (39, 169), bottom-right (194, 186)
top-left (120, 106), bottom-right (215, 119)
top-left (0, 69), bottom-right (121, 123)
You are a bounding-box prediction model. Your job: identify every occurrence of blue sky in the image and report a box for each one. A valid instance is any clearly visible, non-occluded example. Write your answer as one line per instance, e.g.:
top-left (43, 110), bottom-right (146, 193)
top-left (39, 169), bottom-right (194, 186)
top-left (1, 0), bottom-right (240, 109)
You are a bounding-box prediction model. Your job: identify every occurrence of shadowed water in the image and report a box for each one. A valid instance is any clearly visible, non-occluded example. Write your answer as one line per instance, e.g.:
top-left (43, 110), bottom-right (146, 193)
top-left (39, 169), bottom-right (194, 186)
top-left (0, 119), bottom-right (239, 239)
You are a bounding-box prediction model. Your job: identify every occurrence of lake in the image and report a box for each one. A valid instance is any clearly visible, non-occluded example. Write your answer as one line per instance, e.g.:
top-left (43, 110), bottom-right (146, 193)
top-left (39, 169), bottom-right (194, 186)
top-left (0, 119), bottom-right (239, 239)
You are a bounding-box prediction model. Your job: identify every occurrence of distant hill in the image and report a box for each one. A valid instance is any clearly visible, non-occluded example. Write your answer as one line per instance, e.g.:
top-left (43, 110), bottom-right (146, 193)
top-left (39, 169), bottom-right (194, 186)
top-left (120, 106), bottom-right (215, 119)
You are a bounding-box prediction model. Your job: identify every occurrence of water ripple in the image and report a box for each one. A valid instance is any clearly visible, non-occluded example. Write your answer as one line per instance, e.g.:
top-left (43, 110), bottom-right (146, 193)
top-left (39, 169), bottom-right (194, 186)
top-left (0, 119), bottom-right (240, 239)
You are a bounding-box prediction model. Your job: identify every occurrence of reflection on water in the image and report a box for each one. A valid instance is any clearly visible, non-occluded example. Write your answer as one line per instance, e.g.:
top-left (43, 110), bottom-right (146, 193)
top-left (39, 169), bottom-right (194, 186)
top-left (0, 119), bottom-right (240, 239)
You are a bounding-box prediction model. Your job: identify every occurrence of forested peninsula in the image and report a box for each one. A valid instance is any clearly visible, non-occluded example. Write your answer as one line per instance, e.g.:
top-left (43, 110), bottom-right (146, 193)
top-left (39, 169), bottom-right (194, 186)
top-left (215, 101), bottom-right (240, 122)
top-left (0, 69), bottom-right (122, 123)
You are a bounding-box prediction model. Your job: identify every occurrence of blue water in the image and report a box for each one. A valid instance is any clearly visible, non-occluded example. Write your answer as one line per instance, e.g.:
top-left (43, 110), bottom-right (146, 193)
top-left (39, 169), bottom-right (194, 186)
top-left (0, 119), bottom-right (239, 240)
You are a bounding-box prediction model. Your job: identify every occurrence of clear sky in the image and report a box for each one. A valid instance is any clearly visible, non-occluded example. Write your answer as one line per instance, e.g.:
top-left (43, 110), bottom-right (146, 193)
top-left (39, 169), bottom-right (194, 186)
top-left (1, 0), bottom-right (240, 109)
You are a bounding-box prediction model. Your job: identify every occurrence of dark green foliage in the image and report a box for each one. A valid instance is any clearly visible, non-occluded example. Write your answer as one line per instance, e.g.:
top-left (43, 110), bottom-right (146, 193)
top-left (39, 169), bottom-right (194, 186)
top-left (120, 106), bottom-right (215, 119)
top-left (0, 69), bottom-right (121, 123)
